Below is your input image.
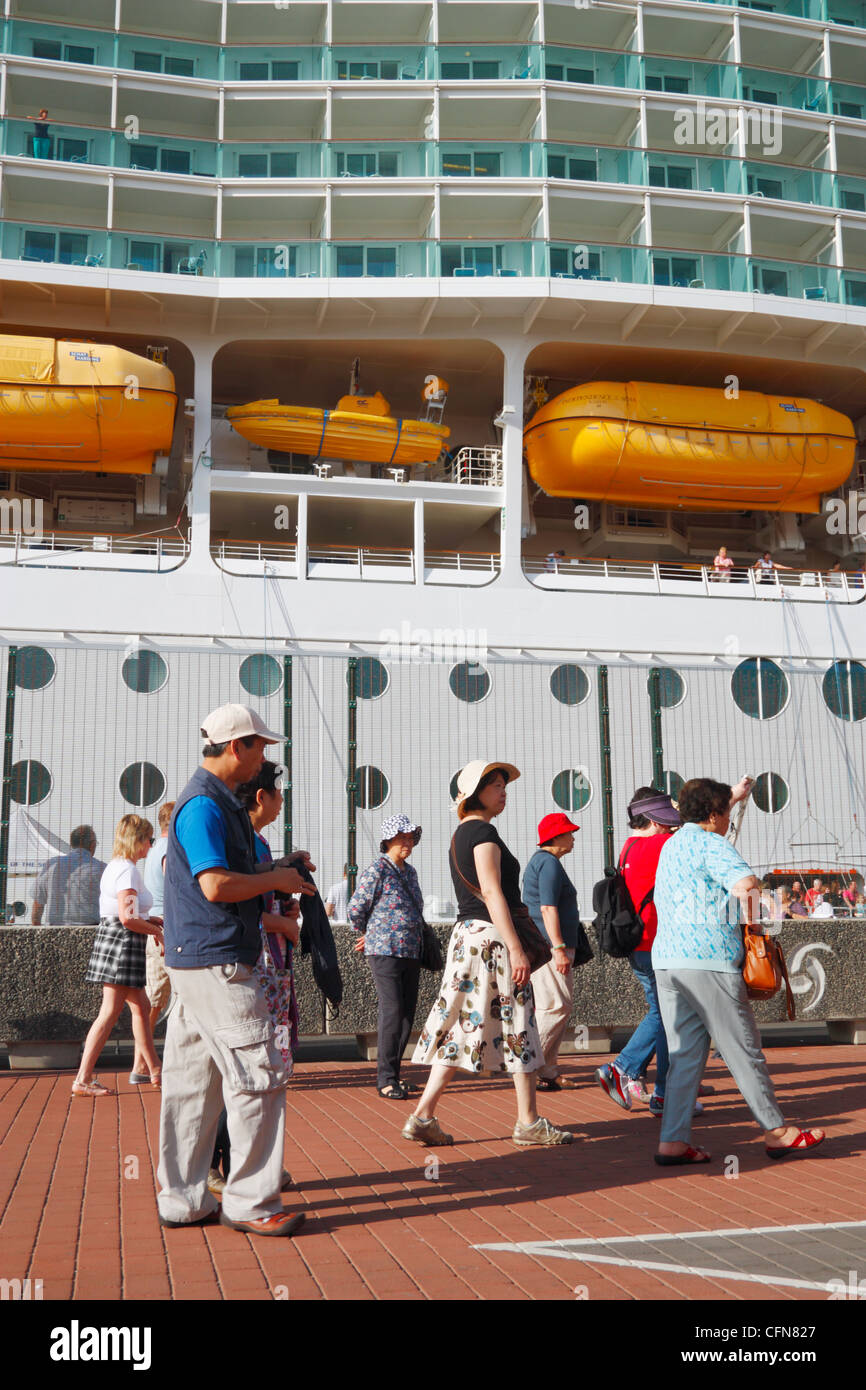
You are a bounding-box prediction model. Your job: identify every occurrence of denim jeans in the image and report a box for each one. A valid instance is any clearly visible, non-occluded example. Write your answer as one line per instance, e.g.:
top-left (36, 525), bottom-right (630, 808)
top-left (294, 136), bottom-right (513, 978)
top-left (614, 950), bottom-right (669, 1097)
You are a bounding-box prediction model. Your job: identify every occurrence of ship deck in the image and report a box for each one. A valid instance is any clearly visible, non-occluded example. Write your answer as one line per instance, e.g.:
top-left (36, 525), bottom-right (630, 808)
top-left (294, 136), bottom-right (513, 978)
top-left (1, 1043), bottom-right (864, 1304)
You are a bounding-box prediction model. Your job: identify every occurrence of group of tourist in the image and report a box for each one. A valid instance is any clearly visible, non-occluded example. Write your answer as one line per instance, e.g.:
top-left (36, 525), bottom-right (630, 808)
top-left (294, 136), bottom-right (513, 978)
top-left (54, 701), bottom-right (827, 1240)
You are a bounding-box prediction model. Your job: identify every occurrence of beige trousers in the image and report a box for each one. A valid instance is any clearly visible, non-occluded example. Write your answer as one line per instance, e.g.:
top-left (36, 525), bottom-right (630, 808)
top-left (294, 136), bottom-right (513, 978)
top-left (532, 947), bottom-right (576, 1079)
top-left (157, 962), bottom-right (290, 1224)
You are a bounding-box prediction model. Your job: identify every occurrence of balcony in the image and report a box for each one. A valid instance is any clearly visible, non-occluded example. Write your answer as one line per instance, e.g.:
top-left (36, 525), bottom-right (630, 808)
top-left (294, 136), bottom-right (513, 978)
top-left (327, 46), bottom-right (432, 81)
top-left (440, 143), bottom-right (541, 179)
top-left (436, 44), bottom-right (542, 82)
top-left (547, 143), bottom-right (646, 186)
top-left (644, 56), bottom-right (738, 101)
top-left (115, 35), bottom-right (219, 81)
top-left (210, 539), bottom-right (501, 585)
top-left (1, 117), bottom-right (112, 167)
top-left (523, 555), bottom-right (863, 603)
top-left (0, 531), bottom-right (188, 572)
top-left (544, 46), bottom-right (637, 89)
top-left (225, 47), bottom-right (324, 83)
top-left (549, 242), bottom-right (654, 285)
top-left (223, 144), bottom-right (323, 180)
top-left (745, 160), bottom-right (836, 204)
top-left (6, 20), bottom-right (112, 68)
top-left (646, 151), bottom-right (743, 195)
top-left (330, 144), bottom-right (432, 179)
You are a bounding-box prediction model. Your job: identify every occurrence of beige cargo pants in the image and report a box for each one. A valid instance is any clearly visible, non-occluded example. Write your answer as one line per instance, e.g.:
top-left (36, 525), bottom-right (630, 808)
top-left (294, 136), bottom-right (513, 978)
top-left (157, 961), bottom-right (290, 1225)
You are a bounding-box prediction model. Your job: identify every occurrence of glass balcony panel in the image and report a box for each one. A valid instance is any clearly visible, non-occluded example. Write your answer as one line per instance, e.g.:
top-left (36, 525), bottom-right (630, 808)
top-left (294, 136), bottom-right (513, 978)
top-left (546, 144), bottom-right (643, 184)
top-left (106, 236), bottom-right (216, 275)
top-left (750, 256), bottom-right (840, 300)
top-left (548, 242), bottom-right (651, 285)
top-left (225, 144), bottom-right (320, 178)
top-left (331, 145), bottom-right (427, 178)
top-left (437, 45), bottom-right (541, 82)
top-left (228, 47), bottom-right (323, 81)
top-left (327, 242), bottom-right (433, 277)
top-left (441, 242), bottom-right (536, 276)
top-left (828, 3), bottom-right (866, 26)
top-left (741, 68), bottom-right (833, 113)
top-left (116, 37), bottom-right (218, 80)
top-left (440, 143), bottom-right (533, 178)
top-left (745, 161), bottom-right (834, 205)
top-left (2, 223), bottom-right (109, 268)
top-left (2, 118), bottom-right (112, 167)
top-left (839, 178), bottom-right (866, 211)
top-left (9, 21), bottom-right (106, 66)
top-left (843, 272), bottom-right (866, 306)
top-left (124, 134), bottom-right (217, 178)
top-left (644, 58), bottom-right (736, 102)
top-left (227, 243), bottom-right (322, 277)
top-left (329, 46), bottom-right (431, 81)
top-left (831, 82), bottom-right (866, 118)
top-left (544, 47), bottom-right (631, 88)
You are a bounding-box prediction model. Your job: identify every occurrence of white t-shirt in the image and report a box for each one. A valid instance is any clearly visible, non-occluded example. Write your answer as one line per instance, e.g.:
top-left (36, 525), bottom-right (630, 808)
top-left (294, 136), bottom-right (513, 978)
top-left (99, 858), bottom-right (153, 921)
top-left (326, 878), bottom-right (349, 920)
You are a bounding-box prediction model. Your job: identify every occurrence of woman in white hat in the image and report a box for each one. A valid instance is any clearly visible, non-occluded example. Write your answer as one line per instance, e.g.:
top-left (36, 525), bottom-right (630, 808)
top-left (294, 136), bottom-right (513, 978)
top-left (403, 761), bottom-right (573, 1148)
top-left (348, 813), bottom-right (425, 1099)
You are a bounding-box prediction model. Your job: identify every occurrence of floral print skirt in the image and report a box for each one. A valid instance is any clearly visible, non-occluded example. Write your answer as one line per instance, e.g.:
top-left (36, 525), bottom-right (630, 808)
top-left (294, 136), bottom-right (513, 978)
top-left (411, 917), bottom-right (542, 1075)
top-left (255, 944), bottom-right (295, 1076)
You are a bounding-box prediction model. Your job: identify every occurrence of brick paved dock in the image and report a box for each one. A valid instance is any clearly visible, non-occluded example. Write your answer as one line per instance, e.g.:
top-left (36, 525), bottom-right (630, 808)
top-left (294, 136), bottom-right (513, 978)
top-left (1, 1046), bottom-right (864, 1302)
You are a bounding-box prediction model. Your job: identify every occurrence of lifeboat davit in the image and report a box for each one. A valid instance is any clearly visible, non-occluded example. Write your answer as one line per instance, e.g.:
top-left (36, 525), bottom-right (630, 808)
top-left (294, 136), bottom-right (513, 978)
top-left (226, 392), bottom-right (449, 467)
top-left (0, 335), bottom-right (176, 474)
top-left (524, 381), bottom-right (856, 513)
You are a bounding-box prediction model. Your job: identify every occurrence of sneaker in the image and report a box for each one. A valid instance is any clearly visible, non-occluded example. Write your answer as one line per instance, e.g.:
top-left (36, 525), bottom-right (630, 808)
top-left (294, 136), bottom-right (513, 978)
top-left (649, 1095), bottom-right (704, 1117)
top-left (595, 1064), bottom-right (632, 1111)
top-left (625, 1078), bottom-right (653, 1105)
top-left (207, 1168), bottom-right (226, 1196)
top-left (402, 1113), bottom-right (454, 1146)
top-left (512, 1116), bottom-right (574, 1147)
top-left (219, 1211), bottom-right (306, 1238)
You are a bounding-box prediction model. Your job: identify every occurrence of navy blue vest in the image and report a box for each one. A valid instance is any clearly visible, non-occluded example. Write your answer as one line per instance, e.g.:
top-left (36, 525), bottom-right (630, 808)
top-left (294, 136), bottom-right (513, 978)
top-left (163, 766), bottom-right (263, 968)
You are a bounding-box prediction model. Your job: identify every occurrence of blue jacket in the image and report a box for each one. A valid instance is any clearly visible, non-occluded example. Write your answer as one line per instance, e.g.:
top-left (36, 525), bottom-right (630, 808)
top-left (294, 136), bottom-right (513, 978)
top-left (164, 766), bottom-right (263, 968)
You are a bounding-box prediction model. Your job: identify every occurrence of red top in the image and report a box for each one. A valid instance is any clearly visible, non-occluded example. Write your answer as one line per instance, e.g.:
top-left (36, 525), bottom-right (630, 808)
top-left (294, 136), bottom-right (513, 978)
top-left (620, 831), bottom-right (673, 951)
top-left (805, 888), bottom-right (823, 909)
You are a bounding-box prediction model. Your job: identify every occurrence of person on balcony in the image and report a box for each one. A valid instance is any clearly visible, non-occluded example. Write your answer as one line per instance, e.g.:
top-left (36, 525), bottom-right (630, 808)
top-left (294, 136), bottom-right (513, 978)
top-left (712, 545), bottom-right (734, 582)
top-left (31, 110), bottom-right (51, 159)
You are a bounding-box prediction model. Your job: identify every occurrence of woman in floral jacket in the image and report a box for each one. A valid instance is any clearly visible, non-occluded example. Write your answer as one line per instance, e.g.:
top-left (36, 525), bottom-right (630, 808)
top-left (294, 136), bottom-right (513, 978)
top-left (349, 814), bottom-right (425, 1099)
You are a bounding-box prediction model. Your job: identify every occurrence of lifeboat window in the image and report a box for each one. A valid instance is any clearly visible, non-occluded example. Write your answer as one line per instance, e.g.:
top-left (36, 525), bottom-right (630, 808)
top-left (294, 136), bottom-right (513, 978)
top-left (752, 773), bottom-right (789, 813)
top-left (552, 769), bottom-right (593, 812)
top-left (122, 650), bottom-right (168, 695)
top-left (119, 762), bottom-right (166, 808)
top-left (355, 766), bottom-right (389, 810)
top-left (550, 665), bottom-right (590, 706)
top-left (240, 654), bottom-right (282, 698)
top-left (351, 659), bottom-right (389, 700)
top-left (15, 647), bottom-right (55, 692)
top-left (648, 668), bottom-right (685, 709)
top-left (731, 658), bottom-right (789, 720)
top-left (663, 771), bottom-right (684, 801)
top-left (449, 662), bottom-right (491, 703)
top-left (822, 660), bottom-right (866, 722)
top-left (10, 760), bottom-right (52, 807)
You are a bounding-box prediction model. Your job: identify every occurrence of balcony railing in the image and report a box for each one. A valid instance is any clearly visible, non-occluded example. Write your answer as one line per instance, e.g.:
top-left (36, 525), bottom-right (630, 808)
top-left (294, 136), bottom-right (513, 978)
top-left (2, 221), bottom-right (864, 306)
top-left (524, 555), bottom-right (865, 602)
top-left (210, 540), bottom-right (502, 582)
top-left (0, 531), bottom-right (189, 570)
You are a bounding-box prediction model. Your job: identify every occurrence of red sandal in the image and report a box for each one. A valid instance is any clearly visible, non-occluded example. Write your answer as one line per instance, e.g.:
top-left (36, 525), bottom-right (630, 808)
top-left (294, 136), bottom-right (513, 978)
top-left (766, 1128), bottom-right (825, 1160)
top-left (654, 1146), bottom-right (712, 1166)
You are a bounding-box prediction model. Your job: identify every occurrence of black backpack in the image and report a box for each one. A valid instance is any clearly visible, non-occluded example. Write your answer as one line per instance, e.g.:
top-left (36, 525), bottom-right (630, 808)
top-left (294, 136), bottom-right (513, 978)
top-left (592, 837), bottom-right (653, 959)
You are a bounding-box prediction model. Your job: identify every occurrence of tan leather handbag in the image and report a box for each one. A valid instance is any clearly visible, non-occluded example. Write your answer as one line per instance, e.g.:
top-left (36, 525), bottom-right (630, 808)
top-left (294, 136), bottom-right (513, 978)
top-left (742, 925), bottom-right (795, 1020)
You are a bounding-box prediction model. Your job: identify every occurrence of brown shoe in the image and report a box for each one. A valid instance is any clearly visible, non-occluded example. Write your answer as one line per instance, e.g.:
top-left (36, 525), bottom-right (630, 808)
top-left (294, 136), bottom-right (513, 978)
top-left (219, 1210), bottom-right (306, 1237)
top-left (402, 1113), bottom-right (454, 1146)
top-left (512, 1116), bottom-right (574, 1147)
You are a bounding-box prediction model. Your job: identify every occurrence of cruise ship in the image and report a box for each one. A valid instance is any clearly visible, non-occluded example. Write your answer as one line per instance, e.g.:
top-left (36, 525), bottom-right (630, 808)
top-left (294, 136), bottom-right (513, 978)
top-left (0, 0), bottom-right (865, 925)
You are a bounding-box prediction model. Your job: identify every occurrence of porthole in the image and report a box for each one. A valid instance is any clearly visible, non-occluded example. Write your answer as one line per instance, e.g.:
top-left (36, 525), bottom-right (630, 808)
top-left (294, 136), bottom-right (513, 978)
top-left (15, 646), bottom-right (55, 691)
top-left (649, 668), bottom-right (685, 709)
top-left (350, 657), bottom-right (389, 700)
top-left (551, 768), bottom-right (593, 812)
top-left (355, 765), bottom-right (389, 809)
top-left (239, 653), bottom-right (282, 698)
top-left (731, 658), bottom-right (788, 720)
top-left (449, 661), bottom-right (491, 703)
top-left (122, 649), bottom-right (168, 694)
top-left (550, 664), bottom-right (590, 706)
top-left (752, 772), bottom-right (789, 814)
top-left (822, 660), bottom-right (866, 722)
top-left (663, 770), bottom-right (684, 801)
top-left (119, 761), bottom-right (166, 807)
top-left (9, 759), bottom-right (52, 805)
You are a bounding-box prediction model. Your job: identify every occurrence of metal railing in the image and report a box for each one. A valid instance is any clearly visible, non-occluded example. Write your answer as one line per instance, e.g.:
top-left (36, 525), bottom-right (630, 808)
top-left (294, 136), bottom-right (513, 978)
top-left (210, 539), bottom-right (502, 579)
top-left (523, 555), bottom-right (864, 600)
top-left (426, 550), bottom-right (501, 573)
top-left (213, 540), bottom-right (297, 568)
top-left (0, 530), bottom-right (189, 569)
top-left (448, 447), bottom-right (504, 487)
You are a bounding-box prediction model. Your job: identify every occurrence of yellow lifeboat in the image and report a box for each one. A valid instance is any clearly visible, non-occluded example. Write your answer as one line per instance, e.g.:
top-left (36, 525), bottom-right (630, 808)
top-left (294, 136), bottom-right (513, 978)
top-left (524, 381), bottom-right (856, 513)
top-left (0, 335), bottom-right (177, 474)
top-left (226, 391), bottom-right (450, 467)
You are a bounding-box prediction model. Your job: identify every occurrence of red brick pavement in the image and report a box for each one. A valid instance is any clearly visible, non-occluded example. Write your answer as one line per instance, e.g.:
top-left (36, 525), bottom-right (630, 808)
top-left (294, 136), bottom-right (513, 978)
top-left (0, 1045), bottom-right (863, 1301)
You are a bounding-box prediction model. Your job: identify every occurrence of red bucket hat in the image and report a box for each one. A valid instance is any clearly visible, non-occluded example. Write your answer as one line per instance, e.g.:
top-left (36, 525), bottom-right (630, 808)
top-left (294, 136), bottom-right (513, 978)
top-left (537, 812), bottom-right (580, 845)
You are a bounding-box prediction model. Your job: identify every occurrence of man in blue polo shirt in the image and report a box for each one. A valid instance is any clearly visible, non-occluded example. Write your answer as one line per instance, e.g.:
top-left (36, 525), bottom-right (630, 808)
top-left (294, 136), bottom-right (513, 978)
top-left (157, 703), bottom-right (314, 1237)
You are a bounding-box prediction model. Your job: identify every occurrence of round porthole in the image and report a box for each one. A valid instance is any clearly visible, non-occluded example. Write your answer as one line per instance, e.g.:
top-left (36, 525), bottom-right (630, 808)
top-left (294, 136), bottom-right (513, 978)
top-left (119, 761), bottom-right (166, 807)
top-left (449, 662), bottom-right (491, 703)
top-left (550, 664), bottom-right (590, 706)
top-left (649, 668), bottom-right (685, 709)
top-left (355, 765), bottom-right (389, 809)
top-left (822, 660), bottom-right (866, 722)
top-left (9, 759), bottom-right (52, 805)
top-left (15, 647), bottom-right (55, 691)
top-left (239, 653), bottom-right (282, 697)
top-left (752, 772), bottom-right (789, 813)
top-left (122, 649), bottom-right (168, 694)
top-left (350, 657), bottom-right (389, 699)
top-left (551, 768), bottom-right (593, 812)
top-left (731, 658), bottom-right (788, 720)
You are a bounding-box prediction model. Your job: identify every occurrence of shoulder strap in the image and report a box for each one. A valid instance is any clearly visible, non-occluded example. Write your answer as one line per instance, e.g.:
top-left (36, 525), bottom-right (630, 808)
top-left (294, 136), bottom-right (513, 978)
top-left (450, 831), bottom-right (485, 902)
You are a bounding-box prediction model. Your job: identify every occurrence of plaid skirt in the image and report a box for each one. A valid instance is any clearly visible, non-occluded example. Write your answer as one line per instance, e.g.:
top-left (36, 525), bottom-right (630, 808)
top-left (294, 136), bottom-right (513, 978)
top-left (84, 917), bottom-right (147, 988)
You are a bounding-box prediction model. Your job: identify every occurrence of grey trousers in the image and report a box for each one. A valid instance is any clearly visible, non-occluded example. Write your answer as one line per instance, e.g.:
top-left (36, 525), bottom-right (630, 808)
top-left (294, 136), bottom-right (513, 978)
top-left (655, 967), bottom-right (785, 1144)
top-left (157, 962), bottom-right (291, 1224)
top-left (531, 948), bottom-right (575, 1079)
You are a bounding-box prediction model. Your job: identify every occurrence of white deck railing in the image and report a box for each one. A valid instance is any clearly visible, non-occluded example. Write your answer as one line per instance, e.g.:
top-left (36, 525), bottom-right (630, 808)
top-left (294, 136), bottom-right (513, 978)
top-left (0, 531), bottom-right (189, 570)
top-left (524, 557), bottom-right (864, 602)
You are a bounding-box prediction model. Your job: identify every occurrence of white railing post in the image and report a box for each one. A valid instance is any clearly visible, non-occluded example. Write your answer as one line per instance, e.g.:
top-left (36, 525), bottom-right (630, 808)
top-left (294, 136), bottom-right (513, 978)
top-left (702, 565), bottom-right (709, 596)
top-left (358, 547), bottom-right (364, 577)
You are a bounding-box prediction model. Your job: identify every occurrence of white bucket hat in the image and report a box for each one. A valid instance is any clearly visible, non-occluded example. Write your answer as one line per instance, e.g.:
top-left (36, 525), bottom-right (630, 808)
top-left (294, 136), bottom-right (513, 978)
top-left (454, 759), bottom-right (521, 819)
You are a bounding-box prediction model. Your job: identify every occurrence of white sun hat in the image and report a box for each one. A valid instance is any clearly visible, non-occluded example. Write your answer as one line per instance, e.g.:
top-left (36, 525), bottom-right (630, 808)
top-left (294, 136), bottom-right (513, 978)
top-left (453, 759), bottom-right (521, 819)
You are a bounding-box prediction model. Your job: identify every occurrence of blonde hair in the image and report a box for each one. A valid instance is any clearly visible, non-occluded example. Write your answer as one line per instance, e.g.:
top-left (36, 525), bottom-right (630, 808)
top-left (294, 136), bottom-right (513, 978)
top-left (157, 801), bottom-right (176, 833)
top-left (112, 814), bottom-right (153, 861)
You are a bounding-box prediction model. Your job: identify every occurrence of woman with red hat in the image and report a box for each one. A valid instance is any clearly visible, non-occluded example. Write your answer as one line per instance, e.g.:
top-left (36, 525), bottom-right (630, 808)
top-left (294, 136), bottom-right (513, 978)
top-left (522, 812), bottom-right (583, 1091)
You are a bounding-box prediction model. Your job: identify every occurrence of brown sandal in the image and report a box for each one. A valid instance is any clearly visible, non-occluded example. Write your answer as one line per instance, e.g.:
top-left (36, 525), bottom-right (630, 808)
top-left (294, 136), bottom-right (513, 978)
top-left (72, 1079), bottom-right (110, 1098)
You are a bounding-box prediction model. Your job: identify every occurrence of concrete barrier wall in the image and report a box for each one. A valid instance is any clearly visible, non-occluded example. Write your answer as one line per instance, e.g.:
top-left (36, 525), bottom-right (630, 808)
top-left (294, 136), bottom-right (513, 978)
top-left (2, 920), bottom-right (865, 1066)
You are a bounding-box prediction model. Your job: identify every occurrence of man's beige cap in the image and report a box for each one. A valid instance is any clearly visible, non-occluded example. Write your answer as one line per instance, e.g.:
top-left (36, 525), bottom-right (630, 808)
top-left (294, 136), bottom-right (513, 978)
top-left (201, 703), bottom-right (282, 745)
